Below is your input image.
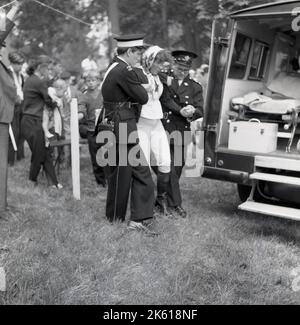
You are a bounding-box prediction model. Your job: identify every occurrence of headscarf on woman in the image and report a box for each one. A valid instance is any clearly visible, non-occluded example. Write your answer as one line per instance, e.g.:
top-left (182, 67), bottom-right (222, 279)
top-left (142, 45), bottom-right (164, 72)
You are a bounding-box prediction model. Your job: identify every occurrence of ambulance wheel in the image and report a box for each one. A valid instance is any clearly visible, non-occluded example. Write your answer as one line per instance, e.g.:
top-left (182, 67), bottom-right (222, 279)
top-left (237, 184), bottom-right (251, 202)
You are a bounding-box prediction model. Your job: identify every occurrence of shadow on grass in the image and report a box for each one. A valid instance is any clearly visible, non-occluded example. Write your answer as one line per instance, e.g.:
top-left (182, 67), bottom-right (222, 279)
top-left (246, 221), bottom-right (300, 246)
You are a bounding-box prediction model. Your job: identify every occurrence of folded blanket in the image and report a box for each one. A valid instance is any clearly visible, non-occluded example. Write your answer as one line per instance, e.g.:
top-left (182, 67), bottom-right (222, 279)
top-left (232, 92), bottom-right (300, 114)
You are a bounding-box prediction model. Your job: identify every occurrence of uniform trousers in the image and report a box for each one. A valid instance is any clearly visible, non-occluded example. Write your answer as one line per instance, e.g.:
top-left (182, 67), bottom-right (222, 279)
top-left (16, 101), bottom-right (25, 161)
top-left (104, 143), bottom-right (155, 222)
top-left (21, 115), bottom-right (58, 185)
top-left (137, 117), bottom-right (171, 173)
top-left (0, 123), bottom-right (9, 211)
top-left (87, 131), bottom-right (106, 184)
top-left (166, 142), bottom-right (187, 207)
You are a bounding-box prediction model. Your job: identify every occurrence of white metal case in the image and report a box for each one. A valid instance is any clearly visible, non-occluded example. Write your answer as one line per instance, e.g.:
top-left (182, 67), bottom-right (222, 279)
top-left (228, 120), bottom-right (278, 153)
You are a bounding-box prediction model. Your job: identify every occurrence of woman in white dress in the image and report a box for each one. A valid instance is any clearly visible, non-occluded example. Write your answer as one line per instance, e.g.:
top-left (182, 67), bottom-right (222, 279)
top-left (138, 46), bottom-right (173, 215)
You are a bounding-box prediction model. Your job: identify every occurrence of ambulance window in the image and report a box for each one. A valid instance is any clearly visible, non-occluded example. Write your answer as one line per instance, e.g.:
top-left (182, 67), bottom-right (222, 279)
top-left (229, 33), bottom-right (252, 79)
top-left (249, 41), bottom-right (269, 80)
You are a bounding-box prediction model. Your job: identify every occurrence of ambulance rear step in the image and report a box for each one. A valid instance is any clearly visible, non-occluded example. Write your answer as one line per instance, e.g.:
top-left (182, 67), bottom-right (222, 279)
top-left (238, 156), bottom-right (300, 220)
top-left (239, 201), bottom-right (300, 221)
top-left (250, 172), bottom-right (300, 186)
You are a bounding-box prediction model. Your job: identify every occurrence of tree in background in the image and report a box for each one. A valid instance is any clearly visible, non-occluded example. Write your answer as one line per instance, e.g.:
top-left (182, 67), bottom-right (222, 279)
top-left (117, 0), bottom-right (273, 66)
top-left (6, 0), bottom-right (274, 72)
top-left (10, 0), bottom-right (107, 74)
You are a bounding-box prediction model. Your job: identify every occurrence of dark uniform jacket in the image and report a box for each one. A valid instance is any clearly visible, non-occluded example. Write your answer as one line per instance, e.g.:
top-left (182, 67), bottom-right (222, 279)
top-left (0, 61), bottom-right (17, 124)
top-left (159, 74), bottom-right (203, 136)
top-left (0, 19), bottom-right (17, 124)
top-left (101, 57), bottom-right (148, 143)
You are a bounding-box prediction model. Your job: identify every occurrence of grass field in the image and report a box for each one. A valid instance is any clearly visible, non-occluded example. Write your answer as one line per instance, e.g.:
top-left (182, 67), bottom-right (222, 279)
top-left (1, 146), bottom-right (300, 305)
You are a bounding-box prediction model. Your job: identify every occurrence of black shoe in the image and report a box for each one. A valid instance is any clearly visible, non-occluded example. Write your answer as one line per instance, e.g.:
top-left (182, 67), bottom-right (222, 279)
top-left (127, 220), bottom-right (159, 236)
top-left (170, 206), bottom-right (187, 218)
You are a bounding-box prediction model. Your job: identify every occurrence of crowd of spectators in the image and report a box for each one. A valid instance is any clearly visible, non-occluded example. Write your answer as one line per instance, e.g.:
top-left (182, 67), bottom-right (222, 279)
top-left (3, 50), bottom-right (106, 189)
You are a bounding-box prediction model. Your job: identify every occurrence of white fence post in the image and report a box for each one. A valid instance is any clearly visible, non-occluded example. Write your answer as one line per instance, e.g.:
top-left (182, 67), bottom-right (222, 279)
top-left (70, 98), bottom-right (81, 200)
top-left (0, 267), bottom-right (6, 292)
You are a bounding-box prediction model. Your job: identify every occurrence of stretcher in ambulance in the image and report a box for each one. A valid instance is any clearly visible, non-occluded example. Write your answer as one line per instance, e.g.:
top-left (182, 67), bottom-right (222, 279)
top-left (202, 0), bottom-right (300, 220)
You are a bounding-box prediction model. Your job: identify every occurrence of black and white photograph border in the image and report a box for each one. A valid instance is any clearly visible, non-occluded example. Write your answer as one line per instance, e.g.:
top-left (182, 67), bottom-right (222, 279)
top-left (0, 0), bottom-right (300, 307)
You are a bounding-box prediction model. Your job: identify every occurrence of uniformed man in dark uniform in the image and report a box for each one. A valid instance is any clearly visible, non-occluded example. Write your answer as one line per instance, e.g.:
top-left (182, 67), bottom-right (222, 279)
top-left (100, 34), bottom-right (157, 235)
top-left (0, 1), bottom-right (22, 215)
top-left (160, 50), bottom-right (203, 218)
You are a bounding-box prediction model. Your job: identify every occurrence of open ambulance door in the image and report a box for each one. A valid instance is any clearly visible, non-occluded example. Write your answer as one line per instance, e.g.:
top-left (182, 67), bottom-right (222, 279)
top-left (203, 18), bottom-right (235, 175)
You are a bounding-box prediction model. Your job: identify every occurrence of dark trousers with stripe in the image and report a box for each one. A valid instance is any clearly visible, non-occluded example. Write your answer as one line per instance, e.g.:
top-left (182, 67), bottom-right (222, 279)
top-left (87, 131), bottom-right (106, 184)
top-left (105, 143), bottom-right (154, 222)
top-left (0, 123), bottom-right (9, 211)
top-left (21, 115), bottom-right (58, 185)
top-left (8, 104), bottom-right (24, 165)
